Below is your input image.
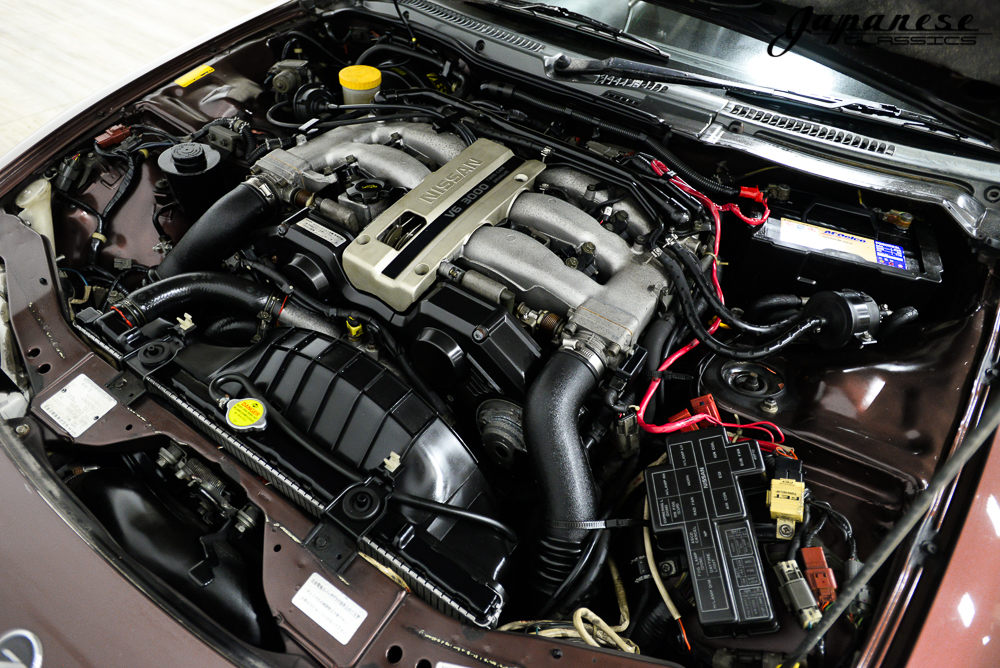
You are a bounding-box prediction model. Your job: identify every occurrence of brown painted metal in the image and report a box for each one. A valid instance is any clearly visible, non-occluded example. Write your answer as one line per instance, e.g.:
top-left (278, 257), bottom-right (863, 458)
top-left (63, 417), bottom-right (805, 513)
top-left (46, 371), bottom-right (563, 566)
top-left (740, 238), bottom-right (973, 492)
top-left (0, 211), bottom-right (315, 536)
top-left (262, 529), bottom-right (683, 668)
top-left (0, 425), bottom-right (241, 668)
top-left (905, 428), bottom-right (1000, 667)
top-left (0, 1), bottom-right (305, 196)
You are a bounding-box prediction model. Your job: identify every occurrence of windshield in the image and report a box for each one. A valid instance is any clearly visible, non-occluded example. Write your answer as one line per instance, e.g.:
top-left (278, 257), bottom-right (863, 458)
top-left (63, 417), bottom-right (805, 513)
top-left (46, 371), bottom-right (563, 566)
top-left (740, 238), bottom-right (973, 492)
top-left (542, 0), bottom-right (906, 105)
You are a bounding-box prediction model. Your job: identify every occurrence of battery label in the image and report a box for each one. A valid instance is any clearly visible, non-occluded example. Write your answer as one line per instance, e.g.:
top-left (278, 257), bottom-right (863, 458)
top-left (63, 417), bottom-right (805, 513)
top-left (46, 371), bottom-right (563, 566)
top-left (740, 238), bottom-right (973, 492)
top-left (875, 240), bottom-right (906, 268)
top-left (777, 218), bottom-right (905, 270)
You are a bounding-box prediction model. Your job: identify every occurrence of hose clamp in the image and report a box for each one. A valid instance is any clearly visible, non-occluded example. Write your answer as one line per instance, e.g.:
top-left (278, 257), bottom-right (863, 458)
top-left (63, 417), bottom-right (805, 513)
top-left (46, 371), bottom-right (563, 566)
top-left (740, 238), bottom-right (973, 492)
top-left (114, 299), bottom-right (146, 327)
top-left (253, 292), bottom-right (283, 342)
top-left (245, 176), bottom-right (278, 207)
top-left (562, 337), bottom-right (606, 377)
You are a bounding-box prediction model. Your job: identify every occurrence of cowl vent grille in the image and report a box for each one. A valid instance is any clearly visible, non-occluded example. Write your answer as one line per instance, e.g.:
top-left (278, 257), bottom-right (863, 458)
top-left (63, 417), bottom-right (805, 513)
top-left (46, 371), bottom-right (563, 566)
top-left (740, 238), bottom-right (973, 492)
top-left (396, 0), bottom-right (546, 52)
top-left (730, 104), bottom-right (895, 156)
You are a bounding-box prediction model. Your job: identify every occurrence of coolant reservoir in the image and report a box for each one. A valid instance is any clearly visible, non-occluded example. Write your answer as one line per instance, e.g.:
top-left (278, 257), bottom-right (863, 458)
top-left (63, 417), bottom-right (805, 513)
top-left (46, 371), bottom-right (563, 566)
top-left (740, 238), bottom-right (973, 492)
top-left (15, 178), bottom-right (56, 250)
top-left (339, 65), bottom-right (381, 105)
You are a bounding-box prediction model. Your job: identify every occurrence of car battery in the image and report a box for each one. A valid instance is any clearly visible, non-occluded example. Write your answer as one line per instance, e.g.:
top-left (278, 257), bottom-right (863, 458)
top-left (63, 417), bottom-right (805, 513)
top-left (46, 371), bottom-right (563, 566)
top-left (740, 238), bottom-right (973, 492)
top-left (645, 427), bottom-right (777, 636)
top-left (743, 197), bottom-right (943, 310)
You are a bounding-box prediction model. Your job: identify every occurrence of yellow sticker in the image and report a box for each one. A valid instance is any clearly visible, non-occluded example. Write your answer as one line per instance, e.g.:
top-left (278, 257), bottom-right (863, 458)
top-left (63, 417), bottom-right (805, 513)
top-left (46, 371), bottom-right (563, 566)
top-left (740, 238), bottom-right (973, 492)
top-left (175, 64), bottom-right (215, 88)
top-left (227, 398), bottom-right (264, 428)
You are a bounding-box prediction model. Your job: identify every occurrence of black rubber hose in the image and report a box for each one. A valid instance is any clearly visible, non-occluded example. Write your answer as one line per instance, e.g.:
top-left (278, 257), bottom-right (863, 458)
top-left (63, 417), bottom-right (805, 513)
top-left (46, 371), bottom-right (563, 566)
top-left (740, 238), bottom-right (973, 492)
top-left (152, 202), bottom-right (178, 241)
top-left (670, 243), bottom-right (803, 336)
top-left (879, 306), bottom-right (919, 338)
top-left (151, 182), bottom-right (276, 280)
top-left (631, 601), bottom-right (675, 653)
top-left (550, 528), bottom-right (612, 615)
top-left (117, 272), bottom-right (275, 326)
top-left (787, 391), bottom-right (1000, 666)
top-left (643, 317), bottom-right (677, 376)
top-left (56, 192), bottom-right (106, 256)
top-left (358, 43), bottom-right (466, 95)
top-left (746, 294), bottom-right (805, 320)
top-left (90, 146), bottom-right (142, 263)
top-left (657, 251), bottom-right (823, 360)
top-left (246, 136), bottom-right (297, 163)
top-left (203, 317), bottom-right (259, 344)
top-left (481, 82), bottom-right (738, 199)
top-left (524, 350), bottom-right (602, 600)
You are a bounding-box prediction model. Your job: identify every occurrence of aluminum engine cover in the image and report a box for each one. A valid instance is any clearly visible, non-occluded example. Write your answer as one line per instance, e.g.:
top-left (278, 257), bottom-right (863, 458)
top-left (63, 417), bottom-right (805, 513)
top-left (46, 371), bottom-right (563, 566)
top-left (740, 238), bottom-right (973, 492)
top-left (341, 138), bottom-right (544, 311)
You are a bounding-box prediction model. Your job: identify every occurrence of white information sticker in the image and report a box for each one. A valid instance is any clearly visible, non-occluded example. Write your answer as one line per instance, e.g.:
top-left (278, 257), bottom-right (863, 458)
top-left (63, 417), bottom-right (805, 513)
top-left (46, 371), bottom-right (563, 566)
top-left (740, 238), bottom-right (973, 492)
top-left (292, 572), bottom-right (368, 644)
top-left (40, 374), bottom-right (117, 438)
top-left (778, 217), bottom-right (876, 263)
top-left (297, 219), bottom-right (347, 247)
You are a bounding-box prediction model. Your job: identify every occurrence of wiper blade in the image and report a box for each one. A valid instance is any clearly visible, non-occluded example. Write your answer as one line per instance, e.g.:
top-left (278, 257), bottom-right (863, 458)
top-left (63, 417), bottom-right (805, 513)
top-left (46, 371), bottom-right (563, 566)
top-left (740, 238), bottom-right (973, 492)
top-left (555, 55), bottom-right (984, 146)
top-left (464, 0), bottom-right (667, 57)
top-left (839, 102), bottom-right (986, 144)
top-left (553, 54), bottom-right (837, 105)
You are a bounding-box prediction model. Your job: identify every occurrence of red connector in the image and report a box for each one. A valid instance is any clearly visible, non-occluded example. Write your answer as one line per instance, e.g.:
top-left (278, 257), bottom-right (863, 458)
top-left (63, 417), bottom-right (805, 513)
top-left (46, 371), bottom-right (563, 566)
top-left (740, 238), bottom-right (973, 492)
top-left (690, 394), bottom-right (721, 421)
top-left (801, 546), bottom-right (837, 606)
top-left (739, 186), bottom-right (765, 203)
top-left (668, 409), bottom-right (699, 432)
top-left (95, 124), bottom-right (131, 148)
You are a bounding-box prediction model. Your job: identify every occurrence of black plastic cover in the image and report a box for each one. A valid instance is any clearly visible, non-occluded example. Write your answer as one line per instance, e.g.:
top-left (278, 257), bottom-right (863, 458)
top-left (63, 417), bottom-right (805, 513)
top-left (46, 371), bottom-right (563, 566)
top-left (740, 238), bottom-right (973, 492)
top-left (165, 328), bottom-right (511, 626)
top-left (645, 427), bottom-right (776, 636)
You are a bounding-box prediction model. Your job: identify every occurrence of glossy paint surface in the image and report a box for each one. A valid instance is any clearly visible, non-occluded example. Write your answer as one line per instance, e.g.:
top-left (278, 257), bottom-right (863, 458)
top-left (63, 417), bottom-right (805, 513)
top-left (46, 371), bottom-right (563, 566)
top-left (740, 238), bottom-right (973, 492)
top-left (906, 429), bottom-right (1000, 667)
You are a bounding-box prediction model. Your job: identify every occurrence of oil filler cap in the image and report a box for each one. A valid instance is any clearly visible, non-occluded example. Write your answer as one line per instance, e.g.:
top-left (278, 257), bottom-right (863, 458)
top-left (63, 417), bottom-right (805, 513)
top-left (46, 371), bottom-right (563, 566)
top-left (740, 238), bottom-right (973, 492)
top-left (226, 397), bottom-right (267, 431)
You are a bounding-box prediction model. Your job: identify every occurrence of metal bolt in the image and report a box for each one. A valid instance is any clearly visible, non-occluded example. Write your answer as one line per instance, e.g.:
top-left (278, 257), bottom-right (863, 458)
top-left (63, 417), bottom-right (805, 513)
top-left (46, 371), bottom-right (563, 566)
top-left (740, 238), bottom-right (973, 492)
top-left (564, 257), bottom-right (579, 269)
top-left (659, 560), bottom-right (677, 576)
top-left (778, 524), bottom-right (794, 538)
top-left (603, 222), bottom-right (615, 231)
top-left (581, 242), bottom-right (596, 255)
top-left (761, 397), bottom-right (779, 414)
top-left (472, 326), bottom-right (488, 342)
top-left (234, 505), bottom-right (260, 533)
top-left (728, 121), bottom-right (744, 134)
top-left (15, 424), bottom-right (29, 436)
top-left (113, 379), bottom-right (126, 389)
top-left (315, 535), bottom-right (329, 549)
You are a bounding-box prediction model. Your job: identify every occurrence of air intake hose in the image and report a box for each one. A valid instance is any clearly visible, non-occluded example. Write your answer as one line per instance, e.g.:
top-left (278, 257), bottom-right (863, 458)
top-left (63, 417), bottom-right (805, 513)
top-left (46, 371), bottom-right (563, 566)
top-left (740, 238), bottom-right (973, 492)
top-left (151, 179), bottom-right (276, 280)
top-left (524, 349), bottom-right (601, 599)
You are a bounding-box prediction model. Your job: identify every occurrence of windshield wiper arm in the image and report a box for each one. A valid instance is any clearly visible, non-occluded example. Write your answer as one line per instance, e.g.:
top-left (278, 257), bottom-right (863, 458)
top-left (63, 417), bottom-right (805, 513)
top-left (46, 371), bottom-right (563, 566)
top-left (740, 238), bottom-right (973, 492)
top-left (554, 55), bottom-right (982, 144)
top-left (552, 54), bottom-right (836, 104)
top-left (464, 0), bottom-right (667, 57)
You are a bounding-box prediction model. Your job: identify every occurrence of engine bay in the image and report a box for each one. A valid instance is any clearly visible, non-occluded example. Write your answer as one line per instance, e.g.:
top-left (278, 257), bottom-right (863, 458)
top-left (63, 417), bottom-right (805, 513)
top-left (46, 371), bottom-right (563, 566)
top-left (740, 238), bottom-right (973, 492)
top-left (1, 4), bottom-right (997, 667)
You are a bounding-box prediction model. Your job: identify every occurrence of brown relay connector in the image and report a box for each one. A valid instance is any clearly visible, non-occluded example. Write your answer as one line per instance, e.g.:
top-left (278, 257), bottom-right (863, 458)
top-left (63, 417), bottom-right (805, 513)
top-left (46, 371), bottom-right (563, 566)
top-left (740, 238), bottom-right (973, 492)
top-left (801, 546), bottom-right (837, 606)
top-left (95, 124), bottom-right (131, 148)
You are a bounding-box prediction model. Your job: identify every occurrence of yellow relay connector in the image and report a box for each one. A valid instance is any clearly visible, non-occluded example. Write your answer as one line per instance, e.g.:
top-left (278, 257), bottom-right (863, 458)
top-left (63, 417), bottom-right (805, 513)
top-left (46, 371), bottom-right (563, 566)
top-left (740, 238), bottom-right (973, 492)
top-left (766, 458), bottom-right (805, 540)
top-left (346, 316), bottom-right (364, 340)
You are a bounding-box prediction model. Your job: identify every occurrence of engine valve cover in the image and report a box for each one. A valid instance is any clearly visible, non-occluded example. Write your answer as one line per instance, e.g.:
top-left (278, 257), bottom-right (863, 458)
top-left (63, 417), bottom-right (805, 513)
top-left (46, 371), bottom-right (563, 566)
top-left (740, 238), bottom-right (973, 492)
top-left (342, 138), bottom-right (545, 311)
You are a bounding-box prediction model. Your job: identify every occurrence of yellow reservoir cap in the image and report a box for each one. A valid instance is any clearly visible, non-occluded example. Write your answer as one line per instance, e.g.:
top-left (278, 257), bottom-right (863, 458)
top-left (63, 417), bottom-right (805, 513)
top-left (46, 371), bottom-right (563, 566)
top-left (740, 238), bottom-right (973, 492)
top-left (339, 65), bottom-right (382, 91)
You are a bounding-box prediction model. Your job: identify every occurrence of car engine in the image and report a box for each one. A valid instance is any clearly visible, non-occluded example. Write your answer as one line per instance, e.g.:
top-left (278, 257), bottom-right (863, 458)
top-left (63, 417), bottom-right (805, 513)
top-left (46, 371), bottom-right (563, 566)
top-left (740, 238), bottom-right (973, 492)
top-left (1, 4), bottom-right (995, 667)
